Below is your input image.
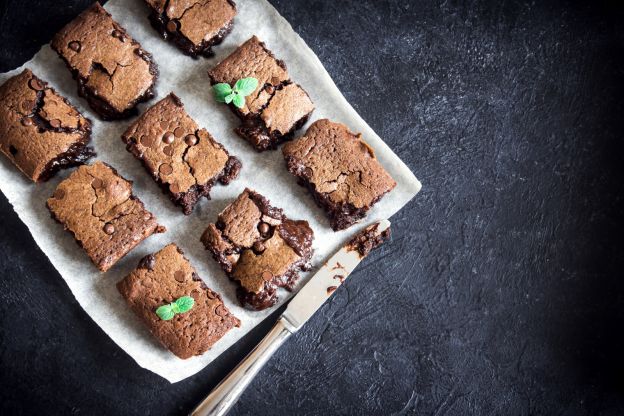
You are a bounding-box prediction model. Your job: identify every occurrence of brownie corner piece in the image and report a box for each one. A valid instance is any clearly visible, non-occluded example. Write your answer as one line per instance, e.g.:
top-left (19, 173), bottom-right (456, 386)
top-left (46, 161), bottom-right (165, 271)
top-left (121, 93), bottom-right (241, 214)
top-left (200, 188), bottom-right (314, 310)
top-left (282, 119), bottom-right (397, 231)
top-left (208, 36), bottom-right (314, 151)
top-left (145, 0), bottom-right (236, 58)
top-left (51, 2), bottom-right (158, 120)
top-left (117, 243), bottom-right (240, 359)
top-left (0, 69), bottom-right (94, 182)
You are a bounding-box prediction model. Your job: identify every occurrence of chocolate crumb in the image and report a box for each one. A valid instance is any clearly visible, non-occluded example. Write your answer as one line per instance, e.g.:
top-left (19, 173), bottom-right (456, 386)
top-left (347, 223), bottom-right (391, 257)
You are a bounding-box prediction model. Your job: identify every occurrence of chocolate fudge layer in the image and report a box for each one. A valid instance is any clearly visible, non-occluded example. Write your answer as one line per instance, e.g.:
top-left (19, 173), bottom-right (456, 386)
top-left (117, 243), bottom-right (240, 359)
top-left (47, 161), bottom-right (165, 271)
top-left (283, 119), bottom-right (397, 231)
top-left (145, 0), bottom-right (236, 58)
top-left (122, 93), bottom-right (241, 214)
top-left (208, 36), bottom-right (314, 151)
top-left (0, 69), bottom-right (94, 182)
top-left (51, 3), bottom-right (158, 120)
top-left (201, 188), bottom-right (314, 310)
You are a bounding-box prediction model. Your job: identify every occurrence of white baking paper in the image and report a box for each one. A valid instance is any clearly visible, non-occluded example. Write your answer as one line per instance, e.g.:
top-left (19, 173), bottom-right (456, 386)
top-left (0, 0), bottom-right (421, 383)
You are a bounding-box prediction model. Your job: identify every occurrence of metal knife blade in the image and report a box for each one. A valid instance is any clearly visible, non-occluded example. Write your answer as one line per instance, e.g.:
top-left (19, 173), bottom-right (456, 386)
top-left (282, 219), bottom-right (391, 330)
top-left (190, 219), bottom-right (391, 416)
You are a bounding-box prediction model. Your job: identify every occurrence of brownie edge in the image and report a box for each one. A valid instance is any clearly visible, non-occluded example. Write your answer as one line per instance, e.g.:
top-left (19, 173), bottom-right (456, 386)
top-left (0, 69), bottom-right (95, 182)
top-left (117, 243), bottom-right (240, 359)
top-left (283, 119), bottom-right (397, 231)
top-left (46, 161), bottom-right (165, 271)
top-left (51, 3), bottom-right (158, 120)
top-left (145, 0), bottom-right (237, 58)
top-left (201, 188), bottom-right (314, 310)
top-left (121, 93), bottom-right (242, 214)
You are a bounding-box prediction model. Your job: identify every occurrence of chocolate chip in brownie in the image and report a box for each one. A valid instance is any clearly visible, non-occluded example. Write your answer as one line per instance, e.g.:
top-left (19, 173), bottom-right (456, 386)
top-left (201, 188), bottom-right (314, 310)
top-left (145, 0), bottom-right (236, 58)
top-left (121, 93), bottom-right (241, 215)
top-left (117, 243), bottom-right (240, 359)
top-left (0, 69), bottom-right (95, 182)
top-left (51, 3), bottom-right (158, 120)
top-left (47, 161), bottom-right (165, 272)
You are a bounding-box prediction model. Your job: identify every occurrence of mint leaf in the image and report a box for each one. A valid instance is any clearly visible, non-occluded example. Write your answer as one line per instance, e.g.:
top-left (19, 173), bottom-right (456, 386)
top-left (224, 93), bottom-right (235, 104)
top-left (156, 304), bottom-right (174, 321)
top-left (232, 93), bottom-right (245, 109)
top-left (175, 296), bottom-right (195, 313)
top-left (213, 83), bottom-right (233, 102)
top-left (233, 77), bottom-right (258, 96)
top-left (171, 302), bottom-right (181, 314)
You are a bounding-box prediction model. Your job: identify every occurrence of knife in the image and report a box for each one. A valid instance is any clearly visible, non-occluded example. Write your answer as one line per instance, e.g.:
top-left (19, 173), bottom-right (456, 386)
top-left (190, 219), bottom-right (391, 416)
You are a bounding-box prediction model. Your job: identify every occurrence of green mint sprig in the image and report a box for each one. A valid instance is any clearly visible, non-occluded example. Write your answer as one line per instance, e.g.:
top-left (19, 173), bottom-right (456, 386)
top-left (213, 77), bottom-right (259, 109)
top-left (156, 296), bottom-right (195, 321)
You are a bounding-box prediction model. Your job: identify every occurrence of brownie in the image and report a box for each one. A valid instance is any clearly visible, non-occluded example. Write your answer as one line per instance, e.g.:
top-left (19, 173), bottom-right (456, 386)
top-left (347, 222), bottom-right (392, 257)
top-left (144, 0), bottom-right (236, 58)
top-left (122, 93), bottom-right (241, 214)
top-left (47, 161), bottom-right (165, 272)
top-left (282, 119), bottom-right (397, 231)
top-left (208, 36), bottom-right (315, 151)
top-left (0, 69), bottom-right (94, 182)
top-left (51, 3), bottom-right (158, 120)
top-left (201, 188), bottom-right (314, 310)
top-left (117, 243), bottom-right (240, 359)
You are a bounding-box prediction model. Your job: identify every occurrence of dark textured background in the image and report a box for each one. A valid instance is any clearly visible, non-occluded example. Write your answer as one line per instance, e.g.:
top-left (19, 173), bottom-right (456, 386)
top-left (1, 0), bottom-right (624, 414)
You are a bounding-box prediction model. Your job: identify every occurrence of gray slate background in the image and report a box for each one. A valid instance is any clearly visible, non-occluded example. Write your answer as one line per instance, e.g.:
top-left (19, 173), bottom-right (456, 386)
top-left (1, 0), bottom-right (624, 414)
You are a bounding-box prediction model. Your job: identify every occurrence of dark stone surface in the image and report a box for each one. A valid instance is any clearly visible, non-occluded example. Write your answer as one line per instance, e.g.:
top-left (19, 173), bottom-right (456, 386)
top-left (1, 0), bottom-right (624, 414)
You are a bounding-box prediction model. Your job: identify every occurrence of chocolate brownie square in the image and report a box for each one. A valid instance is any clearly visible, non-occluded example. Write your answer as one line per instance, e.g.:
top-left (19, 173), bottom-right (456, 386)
top-left (47, 161), bottom-right (165, 272)
top-left (201, 188), bottom-right (314, 310)
top-left (0, 69), bottom-right (94, 182)
top-left (282, 119), bottom-right (397, 231)
top-left (208, 36), bottom-right (314, 151)
top-left (117, 243), bottom-right (240, 359)
top-left (121, 93), bottom-right (241, 215)
top-left (51, 3), bottom-right (158, 120)
top-left (145, 0), bottom-right (236, 58)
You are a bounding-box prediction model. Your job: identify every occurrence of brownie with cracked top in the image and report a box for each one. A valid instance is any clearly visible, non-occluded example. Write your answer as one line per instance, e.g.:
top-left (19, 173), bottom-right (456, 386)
top-left (122, 93), bottom-right (241, 214)
top-left (144, 0), bottom-right (236, 58)
top-left (51, 3), bottom-right (158, 120)
top-left (283, 119), bottom-right (397, 231)
top-left (117, 243), bottom-right (240, 359)
top-left (0, 69), bottom-right (94, 182)
top-left (201, 188), bottom-right (314, 310)
top-left (47, 161), bottom-right (165, 272)
top-left (208, 36), bottom-right (315, 151)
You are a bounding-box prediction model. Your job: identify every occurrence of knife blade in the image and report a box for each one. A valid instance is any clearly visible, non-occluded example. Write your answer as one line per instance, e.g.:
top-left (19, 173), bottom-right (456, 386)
top-left (191, 219), bottom-right (391, 416)
top-left (282, 218), bottom-right (391, 330)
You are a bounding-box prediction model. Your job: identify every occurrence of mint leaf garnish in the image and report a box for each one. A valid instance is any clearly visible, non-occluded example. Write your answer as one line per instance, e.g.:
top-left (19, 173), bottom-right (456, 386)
top-left (233, 77), bottom-right (258, 96)
top-left (156, 304), bottom-right (175, 321)
top-left (232, 94), bottom-right (245, 109)
top-left (155, 295), bottom-right (195, 320)
top-left (175, 296), bottom-right (195, 313)
top-left (212, 77), bottom-right (258, 109)
top-left (213, 83), bottom-right (233, 103)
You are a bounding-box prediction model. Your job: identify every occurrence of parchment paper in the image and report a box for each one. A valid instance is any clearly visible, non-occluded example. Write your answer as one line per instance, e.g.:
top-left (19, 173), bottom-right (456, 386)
top-left (0, 0), bottom-right (421, 383)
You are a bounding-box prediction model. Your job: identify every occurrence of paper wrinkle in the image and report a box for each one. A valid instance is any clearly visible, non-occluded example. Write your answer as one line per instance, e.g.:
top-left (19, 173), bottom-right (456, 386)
top-left (0, 0), bottom-right (421, 383)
